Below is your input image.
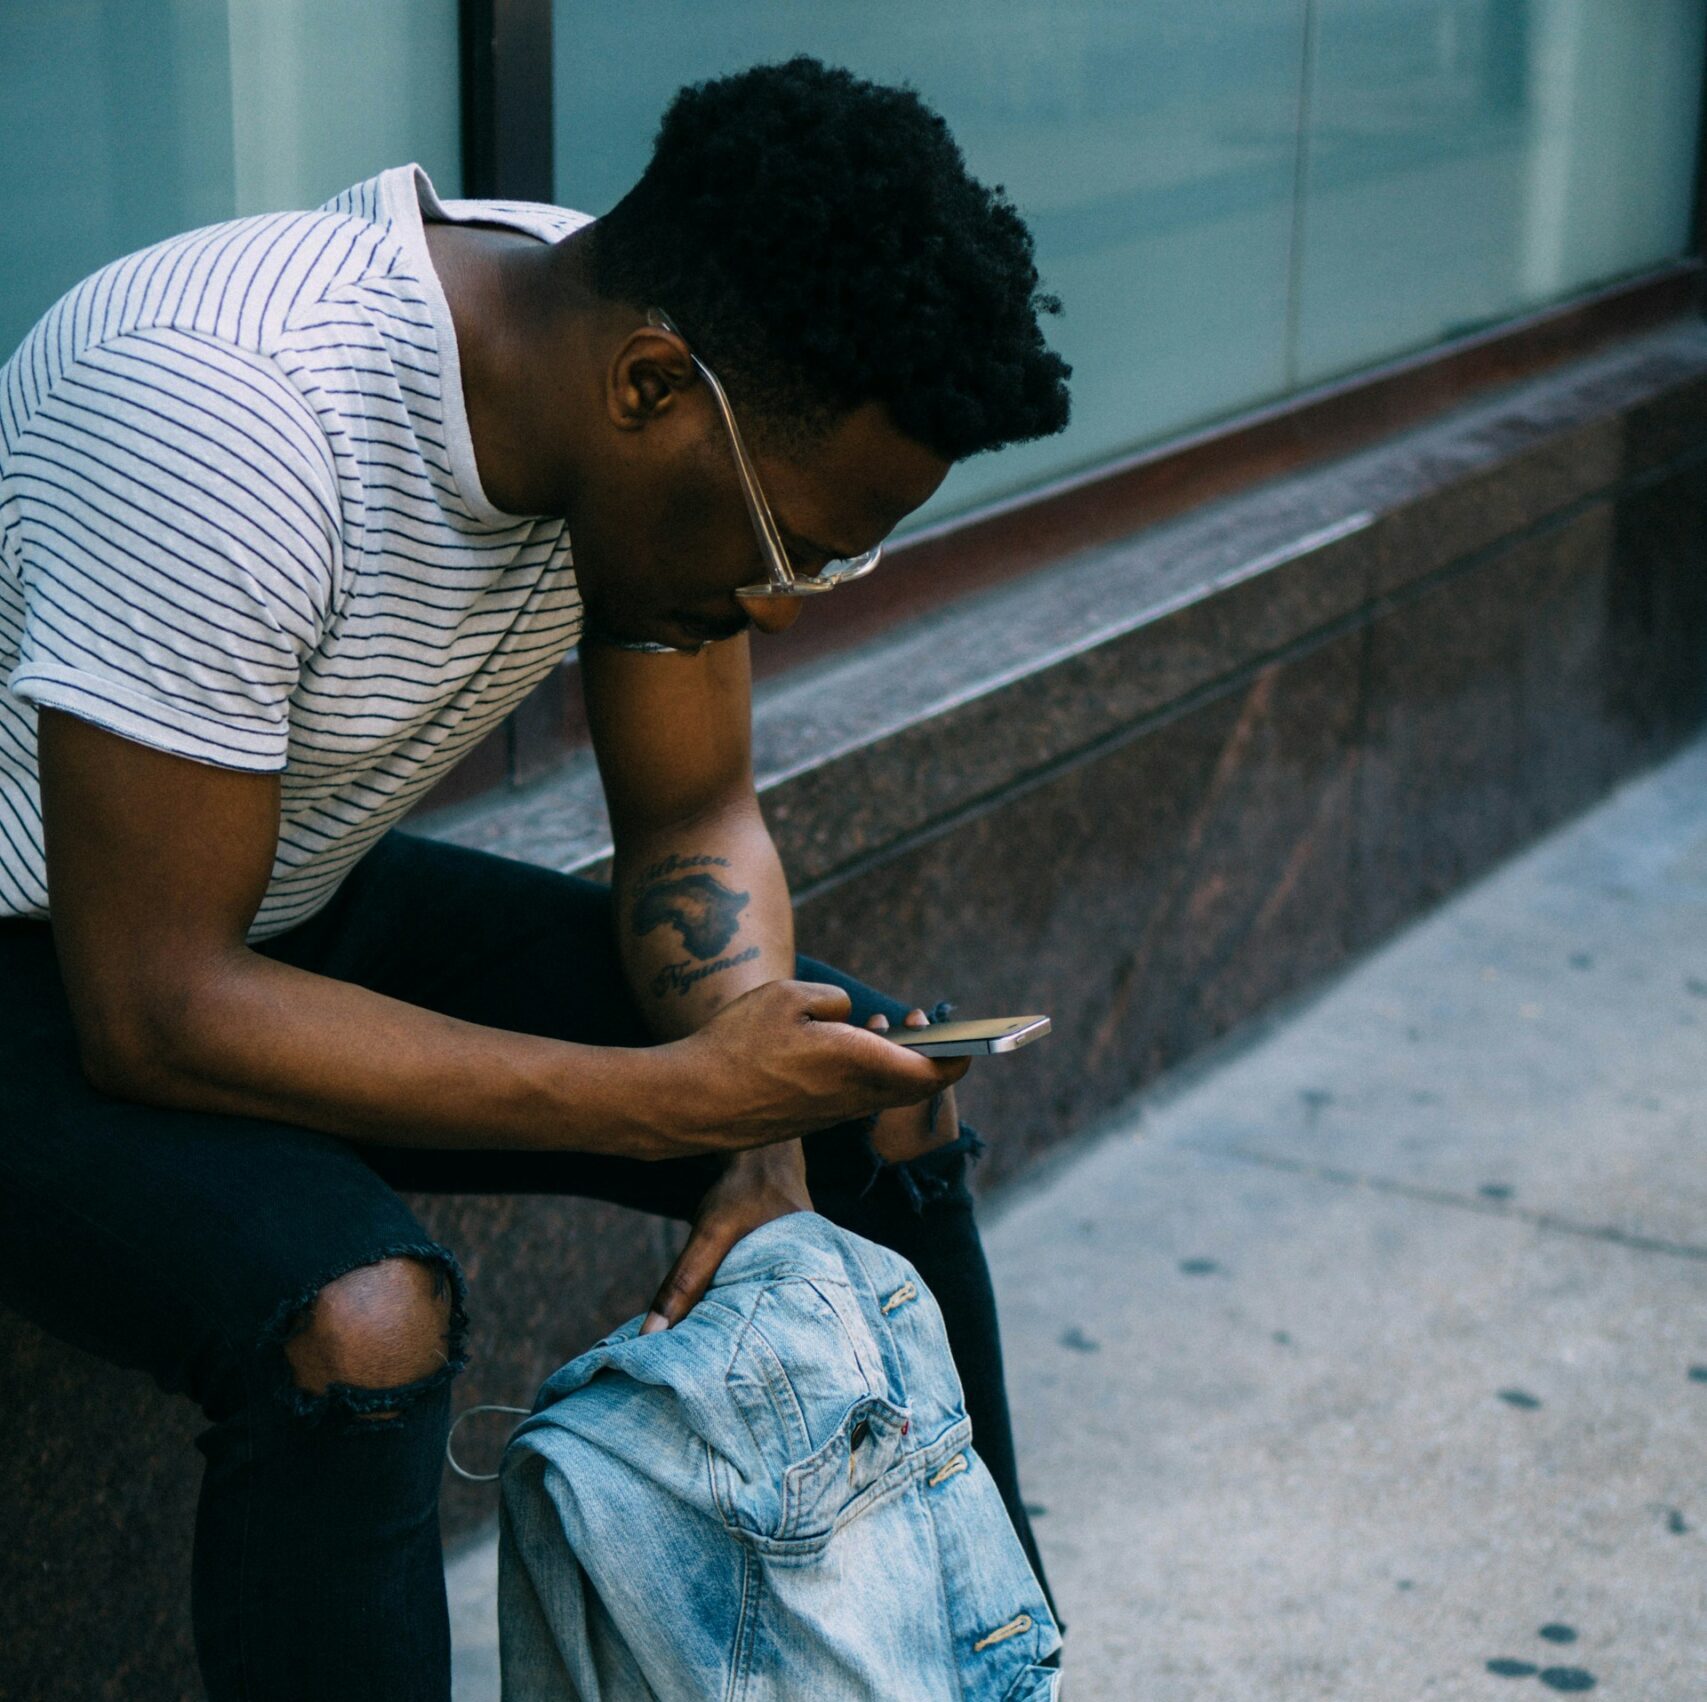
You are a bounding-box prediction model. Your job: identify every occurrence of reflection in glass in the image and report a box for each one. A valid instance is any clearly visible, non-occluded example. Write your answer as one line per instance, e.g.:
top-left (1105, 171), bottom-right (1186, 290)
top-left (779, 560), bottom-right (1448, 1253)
top-left (1293, 0), bottom-right (1707, 385)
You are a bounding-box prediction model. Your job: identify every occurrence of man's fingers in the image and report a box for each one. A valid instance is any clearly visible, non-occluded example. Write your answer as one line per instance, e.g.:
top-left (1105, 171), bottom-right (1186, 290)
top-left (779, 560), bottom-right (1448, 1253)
top-left (865, 1008), bottom-right (929, 1031)
top-left (791, 979), bottom-right (854, 1023)
top-left (640, 1220), bottom-right (733, 1334)
top-left (811, 994), bottom-right (958, 1094)
top-left (839, 1026), bottom-right (971, 1105)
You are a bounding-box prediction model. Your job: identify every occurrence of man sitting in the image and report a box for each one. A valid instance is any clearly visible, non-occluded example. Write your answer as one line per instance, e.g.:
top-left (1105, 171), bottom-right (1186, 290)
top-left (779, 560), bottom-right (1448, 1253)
top-left (0, 55), bottom-right (1070, 1702)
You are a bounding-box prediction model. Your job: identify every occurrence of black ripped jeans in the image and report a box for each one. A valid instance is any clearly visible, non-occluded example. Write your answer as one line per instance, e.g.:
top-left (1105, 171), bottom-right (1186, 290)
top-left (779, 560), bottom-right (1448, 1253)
top-left (0, 830), bottom-right (1059, 1702)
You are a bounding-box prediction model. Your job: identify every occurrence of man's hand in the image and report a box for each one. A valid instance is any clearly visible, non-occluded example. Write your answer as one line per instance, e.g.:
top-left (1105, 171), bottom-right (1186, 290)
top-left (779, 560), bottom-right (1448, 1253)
top-left (640, 1138), bottom-right (815, 1334)
top-left (662, 980), bottom-right (968, 1160)
top-left (861, 1007), bottom-right (964, 1164)
top-left (641, 1003), bottom-right (962, 1338)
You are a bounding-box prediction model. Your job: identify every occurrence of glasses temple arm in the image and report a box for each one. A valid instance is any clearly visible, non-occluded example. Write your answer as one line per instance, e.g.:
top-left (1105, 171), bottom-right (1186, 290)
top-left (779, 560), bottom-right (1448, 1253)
top-left (687, 353), bottom-right (796, 587)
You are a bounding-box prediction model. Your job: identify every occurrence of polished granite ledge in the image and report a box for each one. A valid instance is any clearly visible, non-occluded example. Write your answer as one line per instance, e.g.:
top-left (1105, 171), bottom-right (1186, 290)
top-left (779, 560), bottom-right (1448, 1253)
top-left (419, 319), bottom-right (1707, 897)
top-left (799, 467), bottom-right (1707, 1205)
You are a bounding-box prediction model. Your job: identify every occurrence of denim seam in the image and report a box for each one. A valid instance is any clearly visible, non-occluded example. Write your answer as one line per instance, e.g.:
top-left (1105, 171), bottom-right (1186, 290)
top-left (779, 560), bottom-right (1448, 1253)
top-left (841, 1239), bottom-right (924, 1405)
top-left (722, 1311), bottom-right (812, 1487)
top-left (917, 1414), bottom-right (962, 1673)
top-left (798, 1274), bottom-right (887, 1397)
top-left (724, 1540), bottom-right (761, 1702)
top-left (776, 1393), bottom-right (916, 1544)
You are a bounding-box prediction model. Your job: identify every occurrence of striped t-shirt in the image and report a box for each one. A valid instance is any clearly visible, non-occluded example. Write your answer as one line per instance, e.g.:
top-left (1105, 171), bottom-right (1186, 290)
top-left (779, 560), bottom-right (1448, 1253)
top-left (0, 164), bottom-right (588, 939)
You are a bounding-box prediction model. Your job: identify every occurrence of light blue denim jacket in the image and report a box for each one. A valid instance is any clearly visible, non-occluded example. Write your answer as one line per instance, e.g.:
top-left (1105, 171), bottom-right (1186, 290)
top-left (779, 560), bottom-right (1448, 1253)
top-left (497, 1210), bottom-right (1063, 1701)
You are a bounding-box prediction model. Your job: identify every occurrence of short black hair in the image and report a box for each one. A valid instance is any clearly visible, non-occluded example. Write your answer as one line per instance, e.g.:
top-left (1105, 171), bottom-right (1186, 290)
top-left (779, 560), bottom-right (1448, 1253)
top-left (586, 56), bottom-right (1071, 461)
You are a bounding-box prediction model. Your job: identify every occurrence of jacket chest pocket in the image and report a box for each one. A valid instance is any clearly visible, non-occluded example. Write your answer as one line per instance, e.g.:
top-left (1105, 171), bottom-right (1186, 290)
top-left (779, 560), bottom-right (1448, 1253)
top-left (713, 1388), bottom-right (922, 1554)
top-left (710, 1281), bottom-right (923, 1552)
top-left (775, 1392), bottom-right (922, 1548)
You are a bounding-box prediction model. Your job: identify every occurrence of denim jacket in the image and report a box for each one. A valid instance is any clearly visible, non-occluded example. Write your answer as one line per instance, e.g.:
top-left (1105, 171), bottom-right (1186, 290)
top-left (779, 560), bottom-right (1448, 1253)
top-left (497, 1210), bottom-right (1063, 1701)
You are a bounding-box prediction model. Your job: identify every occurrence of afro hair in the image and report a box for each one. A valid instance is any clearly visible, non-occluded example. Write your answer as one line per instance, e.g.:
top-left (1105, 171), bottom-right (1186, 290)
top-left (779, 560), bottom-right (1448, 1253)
top-left (586, 55), bottom-right (1072, 461)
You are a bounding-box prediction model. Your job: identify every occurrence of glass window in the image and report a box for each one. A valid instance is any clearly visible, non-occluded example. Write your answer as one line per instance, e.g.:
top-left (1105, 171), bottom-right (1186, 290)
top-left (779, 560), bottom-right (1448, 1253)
top-left (0, 0), bottom-right (461, 359)
top-left (0, 0), bottom-right (236, 359)
top-left (227, 0), bottom-right (461, 221)
top-left (1293, 0), bottom-right (1707, 386)
top-left (4, 5), bottom-right (1702, 519)
top-left (553, 0), bottom-right (1706, 528)
top-left (552, 1), bottom-right (1308, 528)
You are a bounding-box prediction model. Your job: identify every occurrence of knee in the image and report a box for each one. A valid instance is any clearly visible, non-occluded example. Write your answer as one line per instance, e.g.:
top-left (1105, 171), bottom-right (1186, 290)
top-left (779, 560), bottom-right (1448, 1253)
top-left (282, 1255), bottom-right (458, 1421)
top-left (869, 1085), bottom-right (960, 1165)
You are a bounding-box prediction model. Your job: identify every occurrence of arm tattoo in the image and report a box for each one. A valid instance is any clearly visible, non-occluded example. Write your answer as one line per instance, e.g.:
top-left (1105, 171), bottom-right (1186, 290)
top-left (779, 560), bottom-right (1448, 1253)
top-left (637, 851), bottom-right (732, 884)
top-left (652, 947), bottom-right (762, 999)
top-left (630, 862), bottom-right (751, 960)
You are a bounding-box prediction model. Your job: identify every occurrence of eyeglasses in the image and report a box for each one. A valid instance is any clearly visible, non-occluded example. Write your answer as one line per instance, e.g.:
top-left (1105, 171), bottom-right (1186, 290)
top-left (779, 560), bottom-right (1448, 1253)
top-left (646, 308), bottom-right (883, 598)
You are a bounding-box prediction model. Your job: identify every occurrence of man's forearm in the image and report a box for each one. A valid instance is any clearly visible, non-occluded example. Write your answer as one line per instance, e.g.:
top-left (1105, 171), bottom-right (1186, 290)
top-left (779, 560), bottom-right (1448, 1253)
top-left (107, 799), bottom-right (793, 1159)
top-left (614, 802), bottom-right (962, 1178)
top-left (613, 798), bottom-right (796, 1045)
top-left (97, 947), bottom-right (690, 1159)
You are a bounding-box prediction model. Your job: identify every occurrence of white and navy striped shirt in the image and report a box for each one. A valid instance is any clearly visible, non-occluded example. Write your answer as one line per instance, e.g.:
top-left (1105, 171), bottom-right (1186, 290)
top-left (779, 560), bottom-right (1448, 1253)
top-left (0, 165), bottom-right (588, 939)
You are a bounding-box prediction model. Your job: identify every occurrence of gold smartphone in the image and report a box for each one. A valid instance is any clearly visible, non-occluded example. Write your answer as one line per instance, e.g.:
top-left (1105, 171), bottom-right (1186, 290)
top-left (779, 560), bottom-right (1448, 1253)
top-left (880, 1015), bottom-right (1051, 1057)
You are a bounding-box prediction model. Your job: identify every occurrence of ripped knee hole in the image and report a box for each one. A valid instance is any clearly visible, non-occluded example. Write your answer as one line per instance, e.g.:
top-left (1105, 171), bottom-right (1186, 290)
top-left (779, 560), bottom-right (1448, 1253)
top-left (269, 1248), bottom-right (470, 1424)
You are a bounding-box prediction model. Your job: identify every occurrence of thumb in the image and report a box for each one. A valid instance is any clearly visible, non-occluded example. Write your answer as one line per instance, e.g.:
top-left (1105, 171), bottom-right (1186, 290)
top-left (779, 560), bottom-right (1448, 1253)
top-left (640, 1216), bottom-right (737, 1335)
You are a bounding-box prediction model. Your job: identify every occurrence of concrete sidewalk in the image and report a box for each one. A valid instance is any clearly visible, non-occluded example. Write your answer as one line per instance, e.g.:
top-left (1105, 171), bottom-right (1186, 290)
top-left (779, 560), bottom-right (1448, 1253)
top-left (450, 734), bottom-right (1707, 1699)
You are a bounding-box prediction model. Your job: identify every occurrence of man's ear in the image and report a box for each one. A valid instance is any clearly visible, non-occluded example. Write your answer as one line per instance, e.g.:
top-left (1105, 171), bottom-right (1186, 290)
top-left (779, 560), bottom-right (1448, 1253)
top-left (607, 326), bottom-right (696, 432)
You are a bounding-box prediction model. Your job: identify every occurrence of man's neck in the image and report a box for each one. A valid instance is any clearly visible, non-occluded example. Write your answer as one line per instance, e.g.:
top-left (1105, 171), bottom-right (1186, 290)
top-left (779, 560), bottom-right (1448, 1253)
top-left (423, 221), bottom-right (602, 520)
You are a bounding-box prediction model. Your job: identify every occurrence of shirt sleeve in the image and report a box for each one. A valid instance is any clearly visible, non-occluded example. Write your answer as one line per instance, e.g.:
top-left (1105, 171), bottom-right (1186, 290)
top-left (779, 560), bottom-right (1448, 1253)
top-left (4, 327), bottom-right (340, 772)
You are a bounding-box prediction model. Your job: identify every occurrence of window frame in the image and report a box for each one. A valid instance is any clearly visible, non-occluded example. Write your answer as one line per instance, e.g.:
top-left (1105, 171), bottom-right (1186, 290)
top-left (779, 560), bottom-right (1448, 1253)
top-left (459, 0), bottom-right (554, 202)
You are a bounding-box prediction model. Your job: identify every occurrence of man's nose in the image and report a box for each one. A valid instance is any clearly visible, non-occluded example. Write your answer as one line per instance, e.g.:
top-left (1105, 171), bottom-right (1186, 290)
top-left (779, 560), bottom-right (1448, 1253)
top-left (737, 593), bottom-right (804, 636)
